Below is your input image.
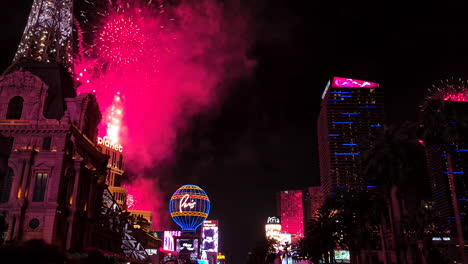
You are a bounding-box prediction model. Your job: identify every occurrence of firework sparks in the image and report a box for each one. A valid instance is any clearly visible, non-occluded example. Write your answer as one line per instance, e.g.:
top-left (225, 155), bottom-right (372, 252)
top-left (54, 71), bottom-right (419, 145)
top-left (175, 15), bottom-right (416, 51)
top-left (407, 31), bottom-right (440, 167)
top-left (103, 92), bottom-right (124, 143)
top-left (424, 78), bottom-right (468, 103)
top-left (97, 15), bottom-right (146, 66)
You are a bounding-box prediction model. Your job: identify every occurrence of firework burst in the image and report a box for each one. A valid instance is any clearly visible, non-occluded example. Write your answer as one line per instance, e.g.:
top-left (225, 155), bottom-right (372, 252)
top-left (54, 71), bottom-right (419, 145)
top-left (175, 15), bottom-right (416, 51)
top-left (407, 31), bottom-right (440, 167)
top-left (421, 78), bottom-right (468, 110)
top-left (97, 15), bottom-right (146, 66)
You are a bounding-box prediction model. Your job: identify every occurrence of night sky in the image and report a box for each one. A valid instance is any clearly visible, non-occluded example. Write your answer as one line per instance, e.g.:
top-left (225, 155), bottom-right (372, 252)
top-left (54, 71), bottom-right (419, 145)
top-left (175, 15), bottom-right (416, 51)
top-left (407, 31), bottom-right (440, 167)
top-left (2, 0), bottom-right (468, 263)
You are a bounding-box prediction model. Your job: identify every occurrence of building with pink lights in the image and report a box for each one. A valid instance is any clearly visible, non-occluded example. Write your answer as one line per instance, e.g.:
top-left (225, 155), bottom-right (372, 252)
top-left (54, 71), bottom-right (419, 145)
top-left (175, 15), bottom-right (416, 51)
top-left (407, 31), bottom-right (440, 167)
top-left (303, 186), bottom-right (324, 221)
top-left (318, 77), bottom-right (384, 195)
top-left (421, 97), bottom-right (468, 262)
top-left (277, 190), bottom-right (304, 241)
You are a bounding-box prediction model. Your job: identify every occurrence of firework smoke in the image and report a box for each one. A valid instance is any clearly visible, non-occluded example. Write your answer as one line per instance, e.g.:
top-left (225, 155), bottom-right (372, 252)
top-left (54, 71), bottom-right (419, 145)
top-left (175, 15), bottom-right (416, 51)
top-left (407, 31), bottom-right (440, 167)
top-left (76, 0), bottom-right (254, 229)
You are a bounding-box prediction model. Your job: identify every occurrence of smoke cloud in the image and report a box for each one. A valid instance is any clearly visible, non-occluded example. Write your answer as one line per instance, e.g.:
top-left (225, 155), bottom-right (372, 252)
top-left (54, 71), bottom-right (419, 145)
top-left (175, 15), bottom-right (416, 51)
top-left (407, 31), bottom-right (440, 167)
top-left (76, 0), bottom-right (254, 229)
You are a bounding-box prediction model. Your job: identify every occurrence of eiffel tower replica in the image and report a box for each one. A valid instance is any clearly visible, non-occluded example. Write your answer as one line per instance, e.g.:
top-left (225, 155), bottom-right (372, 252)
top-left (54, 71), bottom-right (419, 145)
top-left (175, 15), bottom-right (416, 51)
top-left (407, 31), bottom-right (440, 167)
top-left (12, 0), bottom-right (74, 72)
top-left (3, 0), bottom-right (76, 120)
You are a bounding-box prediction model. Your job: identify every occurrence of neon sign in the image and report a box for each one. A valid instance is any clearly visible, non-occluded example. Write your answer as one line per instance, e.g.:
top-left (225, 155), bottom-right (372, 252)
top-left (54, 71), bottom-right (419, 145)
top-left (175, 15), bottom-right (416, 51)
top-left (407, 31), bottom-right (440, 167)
top-left (97, 136), bottom-right (123, 152)
top-left (163, 231), bottom-right (181, 251)
top-left (267, 216), bottom-right (280, 224)
top-left (169, 185), bottom-right (211, 232)
top-left (180, 194), bottom-right (196, 212)
top-left (202, 220), bottom-right (219, 253)
top-left (331, 77), bottom-right (379, 88)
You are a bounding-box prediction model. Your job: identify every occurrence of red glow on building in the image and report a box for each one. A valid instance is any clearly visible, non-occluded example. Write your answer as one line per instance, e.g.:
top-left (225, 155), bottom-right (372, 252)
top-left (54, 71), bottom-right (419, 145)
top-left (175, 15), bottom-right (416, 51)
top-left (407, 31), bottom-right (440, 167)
top-left (331, 77), bottom-right (379, 88)
top-left (304, 187), bottom-right (324, 221)
top-left (277, 190), bottom-right (304, 239)
top-left (443, 93), bottom-right (468, 102)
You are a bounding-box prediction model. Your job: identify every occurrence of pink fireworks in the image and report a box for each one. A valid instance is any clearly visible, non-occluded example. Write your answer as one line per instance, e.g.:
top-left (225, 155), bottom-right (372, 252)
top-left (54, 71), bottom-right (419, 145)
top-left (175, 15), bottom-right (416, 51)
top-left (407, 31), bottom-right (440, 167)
top-left (97, 15), bottom-right (146, 66)
top-left (102, 92), bottom-right (124, 143)
top-left (75, 0), bottom-right (253, 229)
top-left (444, 92), bottom-right (468, 102)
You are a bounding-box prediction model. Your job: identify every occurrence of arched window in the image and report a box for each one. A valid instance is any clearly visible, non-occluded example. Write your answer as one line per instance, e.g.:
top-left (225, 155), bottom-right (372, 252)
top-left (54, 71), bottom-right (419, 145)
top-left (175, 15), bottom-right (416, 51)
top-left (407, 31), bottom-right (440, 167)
top-left (0, 167), bottom-right (13, 203)
top-left (6, 96), bottom-right (24, 119)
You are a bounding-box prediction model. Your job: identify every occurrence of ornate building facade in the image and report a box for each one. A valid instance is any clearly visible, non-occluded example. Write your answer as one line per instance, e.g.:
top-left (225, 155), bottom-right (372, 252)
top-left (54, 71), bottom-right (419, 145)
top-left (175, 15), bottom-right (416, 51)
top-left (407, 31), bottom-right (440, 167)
top-left (0, 64), bottom-right (107, 251)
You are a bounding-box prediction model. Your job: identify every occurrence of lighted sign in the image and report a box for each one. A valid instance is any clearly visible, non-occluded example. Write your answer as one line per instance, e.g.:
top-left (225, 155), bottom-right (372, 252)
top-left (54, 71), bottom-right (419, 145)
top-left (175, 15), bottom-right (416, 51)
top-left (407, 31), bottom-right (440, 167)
top-left (432, 237), bottom-right (451, 241)
top-left (265, 223), bottom-right (282, 241)
top-left (331, 77), bottom-right (379, 88)
top-left (97, 136), bottom-right (123, 152)
top-left (169, 185), bottom-right (210, 232)
top-left (217, 253), bottom-right (226, 260)
top-left (146, 249), bottom-right (158, 255)
top-left (202, 220), bottom-right (219, 253)
top-left (180, 194), bottom-right (196, 212)
top-left (176, 238), bottom-right (199, 260)
top-left (267, 216), bottom-right (280, 224)
top-left (334, 250), bottom-right (350, 263)
top-left (163, 231), bottom-right (181, 251)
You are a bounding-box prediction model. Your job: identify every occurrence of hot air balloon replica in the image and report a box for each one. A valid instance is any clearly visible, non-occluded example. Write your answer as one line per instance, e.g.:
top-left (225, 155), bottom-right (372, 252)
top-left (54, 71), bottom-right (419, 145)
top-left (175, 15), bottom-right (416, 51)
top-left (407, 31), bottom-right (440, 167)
top-left (169, 185), bottom-right (210, 233)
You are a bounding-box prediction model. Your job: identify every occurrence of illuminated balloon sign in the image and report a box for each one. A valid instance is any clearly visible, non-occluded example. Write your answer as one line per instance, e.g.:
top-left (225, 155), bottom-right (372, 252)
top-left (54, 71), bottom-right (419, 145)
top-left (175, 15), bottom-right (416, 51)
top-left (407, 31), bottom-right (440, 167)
top-left (169, 185), bottom-right (210, 232)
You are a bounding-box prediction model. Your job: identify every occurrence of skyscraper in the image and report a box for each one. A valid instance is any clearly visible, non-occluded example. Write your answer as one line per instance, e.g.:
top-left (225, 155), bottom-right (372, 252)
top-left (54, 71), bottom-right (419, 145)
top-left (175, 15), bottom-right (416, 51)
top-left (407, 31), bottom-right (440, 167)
top-left (420, 88), bottom-right (468, 262)
top-left (318, 77), bottom-right (384, 195)
top-left (277, 190), bottom-right (304, 241)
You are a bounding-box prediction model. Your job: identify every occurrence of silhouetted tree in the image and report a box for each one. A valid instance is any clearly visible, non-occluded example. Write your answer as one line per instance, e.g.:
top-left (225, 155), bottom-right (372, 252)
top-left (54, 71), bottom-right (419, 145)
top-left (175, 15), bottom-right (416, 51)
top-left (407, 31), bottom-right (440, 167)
top-left (362, 121), bottom-right (428, 264)
top-left (246, 237), bottom-right (277, 264)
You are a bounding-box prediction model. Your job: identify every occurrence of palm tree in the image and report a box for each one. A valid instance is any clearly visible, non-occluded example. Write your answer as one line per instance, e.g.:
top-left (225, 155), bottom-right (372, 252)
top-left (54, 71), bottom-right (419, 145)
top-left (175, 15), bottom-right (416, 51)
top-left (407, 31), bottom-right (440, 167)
top-left (326, 188), bottom-right (388, 264)
top-left (300, 189), bottom-right (386, 264)
top-left (362, 121), bottom-right (429, 264)
top-left (301, 206), bottom-right (341, 264)
top-left (419, 79), bottom-right (468, 264)
top-left (247, 237), bottom-right (278, 264)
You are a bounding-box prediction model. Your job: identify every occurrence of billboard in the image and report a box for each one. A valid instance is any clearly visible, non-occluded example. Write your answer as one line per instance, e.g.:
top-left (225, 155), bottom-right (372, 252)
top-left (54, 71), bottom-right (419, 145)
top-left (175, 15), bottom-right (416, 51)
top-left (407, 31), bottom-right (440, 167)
top-left (163, 231), bottom-right (181, 251)
top-left (334, 250), bottom-right (350, 263)
top-left (331, 77), bottom-right (379, 88)
top-left (176, 238), bottom-right (199, 260)
top-left (202, 220), bottom-right (219, 253)
top-left (265, 222), bottom-right (281, 241)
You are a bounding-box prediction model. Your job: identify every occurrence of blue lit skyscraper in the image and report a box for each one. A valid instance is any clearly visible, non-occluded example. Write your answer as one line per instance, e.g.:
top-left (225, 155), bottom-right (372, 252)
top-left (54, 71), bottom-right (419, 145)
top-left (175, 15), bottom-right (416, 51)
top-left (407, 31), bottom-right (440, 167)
top-left (317, 77), bottom-right (385, 195)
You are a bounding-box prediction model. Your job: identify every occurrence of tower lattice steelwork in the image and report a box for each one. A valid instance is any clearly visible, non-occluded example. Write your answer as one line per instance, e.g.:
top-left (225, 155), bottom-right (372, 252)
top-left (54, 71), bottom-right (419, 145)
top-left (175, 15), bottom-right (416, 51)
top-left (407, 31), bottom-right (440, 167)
top-left (13, 0), bottom-right (73, 71)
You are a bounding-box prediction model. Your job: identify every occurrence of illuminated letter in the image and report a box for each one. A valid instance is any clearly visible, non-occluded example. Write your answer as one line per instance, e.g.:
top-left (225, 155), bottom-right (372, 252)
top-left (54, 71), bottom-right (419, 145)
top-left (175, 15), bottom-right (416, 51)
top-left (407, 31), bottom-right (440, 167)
top-left (179, 194), bottom-right (196, 213)
top-left (119, 145), bottom-right (123, 152)
top-left (97, 137), bottom-right (103, 145)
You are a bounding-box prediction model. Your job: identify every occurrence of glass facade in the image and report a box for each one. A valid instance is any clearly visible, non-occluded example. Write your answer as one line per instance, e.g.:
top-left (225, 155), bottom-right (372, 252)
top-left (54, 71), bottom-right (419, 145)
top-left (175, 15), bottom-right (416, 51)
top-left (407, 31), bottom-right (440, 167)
top-left (318, 77), bottom-right (385, 195)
